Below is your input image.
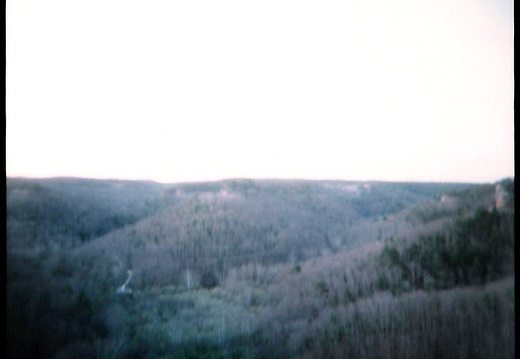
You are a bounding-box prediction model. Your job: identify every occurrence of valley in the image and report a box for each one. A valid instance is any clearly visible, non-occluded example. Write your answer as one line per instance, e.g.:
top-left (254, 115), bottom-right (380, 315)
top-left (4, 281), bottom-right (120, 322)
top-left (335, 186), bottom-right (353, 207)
top-left (6, 177), bottom-right (514, 359)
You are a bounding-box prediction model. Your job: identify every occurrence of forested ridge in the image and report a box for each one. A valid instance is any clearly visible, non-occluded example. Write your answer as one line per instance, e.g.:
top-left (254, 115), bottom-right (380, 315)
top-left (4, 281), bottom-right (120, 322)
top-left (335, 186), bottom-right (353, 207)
top-left (6, 177), bottom-right (514, 358)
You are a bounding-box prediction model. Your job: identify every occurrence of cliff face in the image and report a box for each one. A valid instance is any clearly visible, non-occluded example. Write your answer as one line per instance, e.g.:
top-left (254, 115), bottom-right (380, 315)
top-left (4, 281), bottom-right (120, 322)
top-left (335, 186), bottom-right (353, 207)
top-left (495, 181), bottom-right (513, 211)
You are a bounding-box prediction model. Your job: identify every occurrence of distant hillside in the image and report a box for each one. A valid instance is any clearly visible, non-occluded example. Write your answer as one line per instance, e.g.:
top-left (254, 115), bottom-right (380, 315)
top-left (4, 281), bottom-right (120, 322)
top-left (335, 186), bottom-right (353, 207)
top-left (73, 179), bottom-right (485, 290)
top-left (7, 177), bottom-right (171, 250)
top-left (6, 177), bottom-right (459, 251)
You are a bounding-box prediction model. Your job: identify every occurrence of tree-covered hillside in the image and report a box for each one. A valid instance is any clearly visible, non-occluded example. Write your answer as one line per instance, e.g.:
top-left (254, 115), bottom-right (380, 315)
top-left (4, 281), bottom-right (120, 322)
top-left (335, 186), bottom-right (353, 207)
top-left (254, 206), bottom-right (514, 359)
top-left (74, 180), bottom-right (485, 291)
top-left (7, 177), bottom-right (171, 249)
top-left (6, 177), bottom-right (514, 359)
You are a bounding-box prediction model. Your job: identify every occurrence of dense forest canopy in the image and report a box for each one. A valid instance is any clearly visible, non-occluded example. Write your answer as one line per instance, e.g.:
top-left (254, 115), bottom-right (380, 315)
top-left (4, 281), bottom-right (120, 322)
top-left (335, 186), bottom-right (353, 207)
top-left (6, 177), bottom-right (514, 359)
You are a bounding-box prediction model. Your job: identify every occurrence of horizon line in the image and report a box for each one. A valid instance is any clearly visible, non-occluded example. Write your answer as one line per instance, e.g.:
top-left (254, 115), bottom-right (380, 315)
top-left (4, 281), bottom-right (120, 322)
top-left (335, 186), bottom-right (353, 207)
top-left (6, 174), bottom-right (514, 186)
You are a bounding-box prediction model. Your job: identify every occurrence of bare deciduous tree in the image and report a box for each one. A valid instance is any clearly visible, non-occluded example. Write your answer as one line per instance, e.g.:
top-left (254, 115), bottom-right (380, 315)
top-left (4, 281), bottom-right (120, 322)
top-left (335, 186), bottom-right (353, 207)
top-left (116, 270), bottom-right (133, 295)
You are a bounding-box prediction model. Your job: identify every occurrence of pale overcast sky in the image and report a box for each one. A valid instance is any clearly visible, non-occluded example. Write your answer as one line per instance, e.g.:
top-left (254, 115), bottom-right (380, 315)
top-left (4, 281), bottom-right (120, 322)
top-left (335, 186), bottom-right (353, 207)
top-left (6, 0), bottom-right (514, 184)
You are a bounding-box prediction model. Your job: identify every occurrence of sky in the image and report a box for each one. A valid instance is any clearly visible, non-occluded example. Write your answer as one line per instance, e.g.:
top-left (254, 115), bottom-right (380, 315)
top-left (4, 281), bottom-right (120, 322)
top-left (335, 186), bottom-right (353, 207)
top-left (6, 0), bottom-right (514, 184)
